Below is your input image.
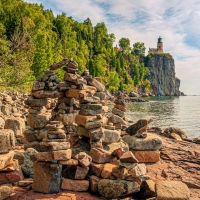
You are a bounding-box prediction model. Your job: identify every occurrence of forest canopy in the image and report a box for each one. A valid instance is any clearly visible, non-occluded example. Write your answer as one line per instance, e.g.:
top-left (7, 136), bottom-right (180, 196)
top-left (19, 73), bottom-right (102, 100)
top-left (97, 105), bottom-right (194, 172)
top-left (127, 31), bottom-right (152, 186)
top-left (0, 0), bottom-right (150, 92)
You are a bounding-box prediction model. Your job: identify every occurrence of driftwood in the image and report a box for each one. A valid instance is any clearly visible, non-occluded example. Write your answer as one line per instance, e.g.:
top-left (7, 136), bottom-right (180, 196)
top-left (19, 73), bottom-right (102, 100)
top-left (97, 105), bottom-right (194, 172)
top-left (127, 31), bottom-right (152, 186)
top-left (49, 58), bottom-right (69, 70)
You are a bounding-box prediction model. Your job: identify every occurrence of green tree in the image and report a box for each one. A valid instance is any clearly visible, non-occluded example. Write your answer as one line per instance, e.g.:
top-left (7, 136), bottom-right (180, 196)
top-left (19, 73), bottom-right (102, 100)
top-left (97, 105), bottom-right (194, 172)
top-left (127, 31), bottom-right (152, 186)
top-left (119, 37), bottom-right (130, 53)
top-left (132, 42), bottom-right (146, 57)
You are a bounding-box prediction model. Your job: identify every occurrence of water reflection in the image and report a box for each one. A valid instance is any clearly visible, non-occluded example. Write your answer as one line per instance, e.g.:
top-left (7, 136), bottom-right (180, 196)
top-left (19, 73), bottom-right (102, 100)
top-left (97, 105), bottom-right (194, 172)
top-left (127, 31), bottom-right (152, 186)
top-left (125, 96), bottom-right (200, 138)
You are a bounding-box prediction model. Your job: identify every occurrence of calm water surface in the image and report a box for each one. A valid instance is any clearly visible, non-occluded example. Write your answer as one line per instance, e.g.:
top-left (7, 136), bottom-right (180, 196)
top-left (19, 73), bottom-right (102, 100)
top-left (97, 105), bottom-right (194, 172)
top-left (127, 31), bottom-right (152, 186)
top-left (126, 96), bottom-right (200, 139)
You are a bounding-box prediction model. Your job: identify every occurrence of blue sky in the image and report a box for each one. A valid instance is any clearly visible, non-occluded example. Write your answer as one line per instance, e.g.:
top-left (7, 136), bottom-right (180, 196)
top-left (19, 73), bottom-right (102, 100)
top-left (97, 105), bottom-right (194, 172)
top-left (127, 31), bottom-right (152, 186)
top-left (26, 0), bottom-right (200, 95)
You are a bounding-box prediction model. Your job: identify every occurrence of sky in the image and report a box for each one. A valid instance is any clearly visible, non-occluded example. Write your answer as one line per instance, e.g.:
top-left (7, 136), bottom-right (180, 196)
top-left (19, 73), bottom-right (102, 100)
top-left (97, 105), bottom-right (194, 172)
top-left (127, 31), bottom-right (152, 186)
top-left (26, 0), bottom-right (200, 95)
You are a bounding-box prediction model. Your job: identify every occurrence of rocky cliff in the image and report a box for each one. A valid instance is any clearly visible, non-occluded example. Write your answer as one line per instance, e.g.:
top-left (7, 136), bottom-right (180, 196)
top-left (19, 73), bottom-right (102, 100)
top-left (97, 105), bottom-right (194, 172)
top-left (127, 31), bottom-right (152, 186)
top-left (146, 55), bottom-right (182, 96)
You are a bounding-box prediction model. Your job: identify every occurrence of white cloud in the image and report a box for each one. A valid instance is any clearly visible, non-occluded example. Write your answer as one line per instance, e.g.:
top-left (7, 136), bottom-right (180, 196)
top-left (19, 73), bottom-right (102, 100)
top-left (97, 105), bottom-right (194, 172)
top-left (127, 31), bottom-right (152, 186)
top-left (26, 0), bottom-right (200, 94)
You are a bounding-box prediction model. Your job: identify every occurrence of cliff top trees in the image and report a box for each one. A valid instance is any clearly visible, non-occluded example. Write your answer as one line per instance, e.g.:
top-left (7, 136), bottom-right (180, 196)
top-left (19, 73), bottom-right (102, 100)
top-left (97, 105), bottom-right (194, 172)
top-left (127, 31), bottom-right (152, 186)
top-left (0, 0), bottom-right (151, 92)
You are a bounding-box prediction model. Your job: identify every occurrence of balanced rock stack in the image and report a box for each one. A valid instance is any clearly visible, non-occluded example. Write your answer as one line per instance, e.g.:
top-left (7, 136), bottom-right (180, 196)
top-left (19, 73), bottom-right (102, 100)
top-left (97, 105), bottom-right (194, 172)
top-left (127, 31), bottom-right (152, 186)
top-left (31, 120), bottom-right (72, 193)
top-left (0, 129), bottom-right (23, 199)
top-left (24, 69), bottom-right (63, 151)
top-left (111, 91), bottom-right (127, 130)
top-left (123, 118), bottom-right (162, 163)
top-left (17, 58), bottom-right (191, 200)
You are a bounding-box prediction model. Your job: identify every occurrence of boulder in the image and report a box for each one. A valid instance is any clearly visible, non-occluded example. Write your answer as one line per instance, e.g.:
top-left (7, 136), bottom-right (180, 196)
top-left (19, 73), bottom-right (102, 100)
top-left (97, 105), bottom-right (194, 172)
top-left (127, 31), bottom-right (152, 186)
top-left (55, 112), bottom-right (78, 126)
top-left (129, 92), bottom-right (139, 97)
top-left (0, 151), bottom-right (14, 170)
top-left (0, 184), bottom-right (12, 200)
top-left (27, 113), bottom-right (51, 129)
top-left (126, 118), bottom-right (153, 135)
top-left (74, 152), bottom-right (92, 167)
top-left (25, 97), bottom-right (48, 107)
top-left (61, 178), bottom-right (89, 191)
top-left (163, 127), bottom-right (188, 139)
top-left (23, 129), bottom-right (38, 142)
top-left (101, 163), bottom-right (116, 179)
top-left (13, 152), bottom-right (24, 165)
top-left (112, 166), bottom-right (128, 179)
top-left (32, 90), bottom-right (64, 99)
top-left (4, 118), bottom-right (25, 138)
top-left (32, 149), bottom-right (71, 161)
top-left (32, 162), bottom-right (62, 193)
top-left (90, 148), bottom-right (114, 164)
top-left (87, 78), bottom-right (105, 92)
top-left (102, 129), bottom-right (120, 144)
top-left (40, 142), bottom-right (70, 152)
top-left (122, 133), bottom-right (162, 150)
top-left (0, 129), bottom-right (15, 154)
top-left (103, 140), bottom-right (129, 153)
top-left (112, 107), bottom-right (125, 118)
top-left (94, 92), bottom-right (106, 100)
top-left (21, 148), bottom-right (38, 176)
top-left (128, 164), bottom-right (146, 177)
top-left (155, 181), bottom-right (190, 200)
top-left (98, 179), bottom-right (140, 199)
top-left (75, 114), bottom-right (96, 127)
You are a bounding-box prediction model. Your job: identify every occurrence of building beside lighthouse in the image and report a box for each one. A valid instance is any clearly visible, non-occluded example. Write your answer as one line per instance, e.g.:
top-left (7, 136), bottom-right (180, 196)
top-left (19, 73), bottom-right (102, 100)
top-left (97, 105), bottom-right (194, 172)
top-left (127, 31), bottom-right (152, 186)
top-left (148, 36), bottom-right (163, 54)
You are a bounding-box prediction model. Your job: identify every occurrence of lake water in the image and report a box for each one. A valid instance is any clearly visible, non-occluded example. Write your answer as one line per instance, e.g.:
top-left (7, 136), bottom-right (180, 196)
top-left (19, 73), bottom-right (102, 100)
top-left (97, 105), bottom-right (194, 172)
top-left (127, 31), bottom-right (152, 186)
top-left (125, 96), bottom-right (200, 139)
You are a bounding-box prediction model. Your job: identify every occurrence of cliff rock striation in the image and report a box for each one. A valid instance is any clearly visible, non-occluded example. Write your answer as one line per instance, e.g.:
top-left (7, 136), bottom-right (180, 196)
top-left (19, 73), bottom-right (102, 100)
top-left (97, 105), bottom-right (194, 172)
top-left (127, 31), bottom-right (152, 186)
top-left (146, 55), bottom-right (182, 96)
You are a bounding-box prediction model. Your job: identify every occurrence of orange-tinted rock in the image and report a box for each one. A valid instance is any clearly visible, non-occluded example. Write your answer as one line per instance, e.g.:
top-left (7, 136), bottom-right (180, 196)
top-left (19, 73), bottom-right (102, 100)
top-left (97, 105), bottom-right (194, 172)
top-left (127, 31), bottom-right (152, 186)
top-left (112, 166), bottom-right (128, 179)
top-left (101, 163), bottom-right (116, 179)
top-left (74, 152), bottom-right (92, 167)
top-left (120, 151), bottom-right (138, 163)
top-left (131, 150), bottom-right (160, 163)
top-left (61, 178), bottom-right (89, 191)
top-left (0, 151), bottom-right (15, 170)
top-left (90, 148), bottom-right (114, 164)
top-left (112, 148), bottom-right (125, 159)
top-left (32, 162), bottom-right (62, 193)
top-left (59, 159), bottom-right (78, 166)
top-left (0, 163), bottom-right (23, 184)
top-left (114, 104), bottom-right (126, 112)
top-left (75, 114), bottom-right (96, 126)
top-left (89, 163), bottom-right (104, 177)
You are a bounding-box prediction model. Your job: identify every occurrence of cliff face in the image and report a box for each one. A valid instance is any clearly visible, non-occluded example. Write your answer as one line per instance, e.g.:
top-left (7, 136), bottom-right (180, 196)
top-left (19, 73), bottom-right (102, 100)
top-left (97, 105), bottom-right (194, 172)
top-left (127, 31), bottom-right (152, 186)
top-left (146, 55), bottom-right (181, 96)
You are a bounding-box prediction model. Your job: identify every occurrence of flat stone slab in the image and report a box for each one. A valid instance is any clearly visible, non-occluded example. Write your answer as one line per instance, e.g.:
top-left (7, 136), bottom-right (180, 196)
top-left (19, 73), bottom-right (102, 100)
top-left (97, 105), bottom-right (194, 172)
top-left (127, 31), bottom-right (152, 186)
top-left (156, 181), bottom-right (190, 200)
top-left (98, 179), bottom-right (140, 199)
top-left (122, 133), bottom-right (162, 150)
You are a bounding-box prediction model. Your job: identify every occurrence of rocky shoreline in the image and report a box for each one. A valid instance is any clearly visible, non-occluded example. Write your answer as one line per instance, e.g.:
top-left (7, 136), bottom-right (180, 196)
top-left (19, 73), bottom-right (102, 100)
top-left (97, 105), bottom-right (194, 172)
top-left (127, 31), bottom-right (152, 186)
top-left (0, 59), bottom-right (198, 200)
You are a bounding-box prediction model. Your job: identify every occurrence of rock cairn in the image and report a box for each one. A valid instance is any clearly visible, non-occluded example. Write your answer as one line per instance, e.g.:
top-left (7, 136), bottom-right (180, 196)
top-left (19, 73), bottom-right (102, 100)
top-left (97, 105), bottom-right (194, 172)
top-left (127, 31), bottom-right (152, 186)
top-left (15, 58), bottom-right (190, 200)
top-left (0, 128), bottom-right (23, 199)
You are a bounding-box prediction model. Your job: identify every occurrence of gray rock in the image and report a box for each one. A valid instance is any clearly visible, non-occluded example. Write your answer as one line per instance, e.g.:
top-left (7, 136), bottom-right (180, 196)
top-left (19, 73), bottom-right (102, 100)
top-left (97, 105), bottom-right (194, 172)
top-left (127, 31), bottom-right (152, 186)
top-left (21, 148), bottom-right (38, 176)
top-left (98, 179), bottom-right (140, 199)
top-left (87, 78), bottom-right (105, 92)
top-left (112, 107), bottom-right (125, 118)
top-left (32, 162), bottom-right (62, 193)
top-left (123, 133), bottom-right (162, 150)
top-left (0, 129), bottom-right (15, 153)
top-left (103, 140), bottom-right (129, 152)
top-left (163, 127), bottom-right (188, 139)
top-left (102, 128), bottom-right (120, 144)
top-left (126, 118), bottom-right (152, 135)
